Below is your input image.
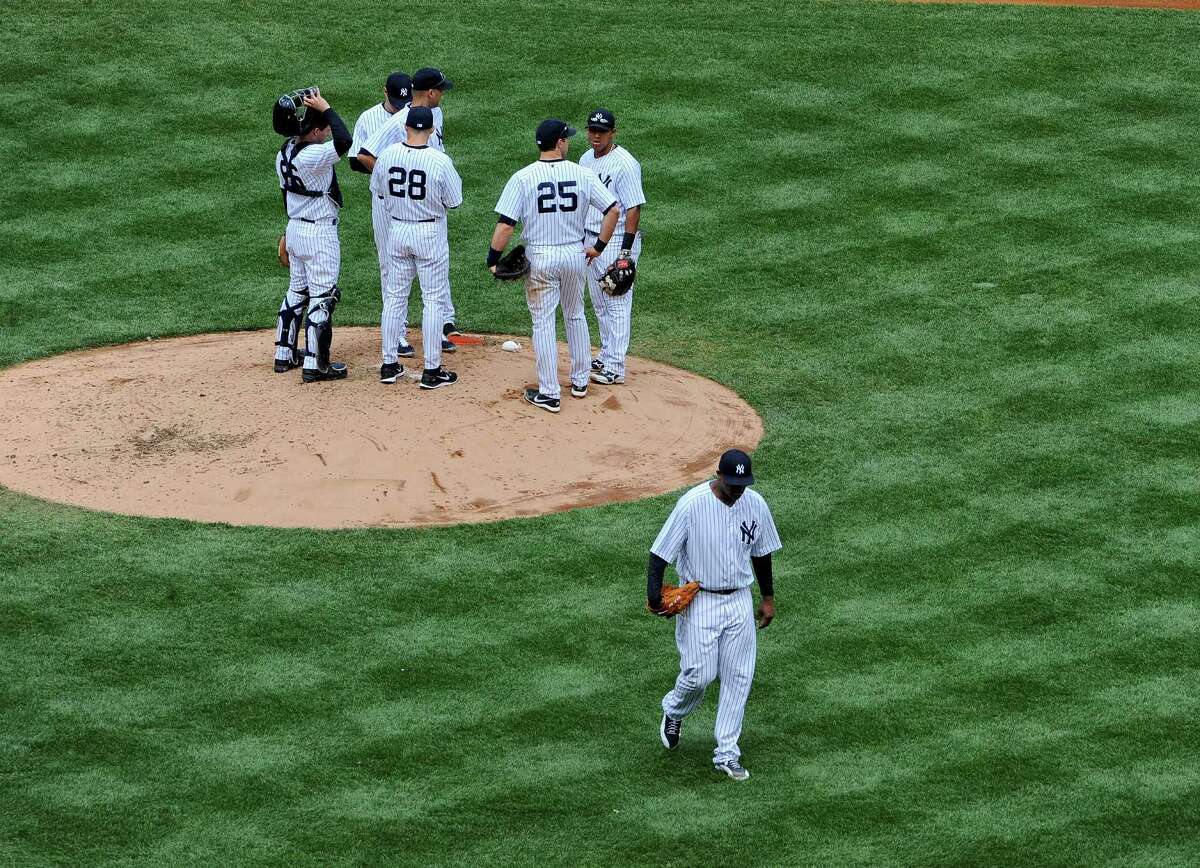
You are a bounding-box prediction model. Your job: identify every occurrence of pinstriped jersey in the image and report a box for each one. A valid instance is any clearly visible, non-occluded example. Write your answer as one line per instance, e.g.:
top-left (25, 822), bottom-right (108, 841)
top-left (351, 102), bottom-right (402, 159)
top-left (370, 143), bottom-right (463, 222)
top-left (276, 139), bottom-right (342, 221)
top-left (360, 105), bottom-right (446, 157)
top-left (494, 159), bottom-right (617, 246)
top-left (579, 145), bottom-right (646, 237)
top-left (651, 483), bottom-right (782, 590)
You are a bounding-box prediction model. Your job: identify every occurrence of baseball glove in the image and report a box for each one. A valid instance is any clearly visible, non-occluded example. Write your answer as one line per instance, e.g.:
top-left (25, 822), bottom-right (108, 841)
top-left (277, 235), bottom-right (289, 268)
top-left (493, 245), bottom-right (529, 281)
top-left (599, 252), bottom-right (636, 296)
top-left (647, 581), bottom-right (701, 617)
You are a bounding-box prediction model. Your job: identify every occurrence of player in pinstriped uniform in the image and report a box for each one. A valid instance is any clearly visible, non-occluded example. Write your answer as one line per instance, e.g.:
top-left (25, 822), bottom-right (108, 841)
top-left (272, 88), bottom-right (353, 382)
top-left (487, 119), bottom-right (619, 413)
top-left (350, 72), bottom-right (412, 354)
top-left (579, 109), bottom-right (646, 386)
top-left (647, 449), bottom-right (781, 781)
top-left (372, 107), bottom-right (463, 390)
top-left (357, 68), bottom-right (459, 350)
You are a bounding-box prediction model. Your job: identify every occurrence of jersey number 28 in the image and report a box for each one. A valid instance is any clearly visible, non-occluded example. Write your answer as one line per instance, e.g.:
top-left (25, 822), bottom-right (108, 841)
top-left (536, 180), bottom-right (578, 213)
top-left (388, 167), bottom-right (427, 200)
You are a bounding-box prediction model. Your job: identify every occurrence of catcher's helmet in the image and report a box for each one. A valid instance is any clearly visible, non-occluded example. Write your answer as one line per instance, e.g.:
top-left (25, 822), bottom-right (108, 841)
top-left (272, 88), bottom-right (323, 136)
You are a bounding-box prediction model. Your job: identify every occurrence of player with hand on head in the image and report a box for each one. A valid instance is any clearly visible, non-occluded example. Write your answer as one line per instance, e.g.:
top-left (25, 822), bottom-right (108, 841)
top-left (372, 106), bottom-right (463, 390)
top-left (580, 108), bottom-right (646, 386)
top-left (357, 68), bottom-right (460, 349)
top-left (272, 87), bottom-right (353, 382)
top-left (487, 119), bottom-right (619, 413)
top-left (350, 72), bottom-right (413, 353)
top-left (647, 449), bottom-right (782, 781)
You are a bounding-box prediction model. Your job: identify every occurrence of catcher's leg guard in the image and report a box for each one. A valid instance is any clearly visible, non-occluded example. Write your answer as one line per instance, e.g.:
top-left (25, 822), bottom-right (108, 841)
top-left (305, 285), bottom-right (340, 371)
top-left (275, 286), bottom-right (309, 362)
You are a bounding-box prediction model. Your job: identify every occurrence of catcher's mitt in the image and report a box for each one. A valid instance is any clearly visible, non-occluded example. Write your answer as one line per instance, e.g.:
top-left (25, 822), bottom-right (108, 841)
top-left (493, 245), bottom-right (529, 281)
top-left (599, 252), bottom-right (636, 296)
top-left (647, 581), bottom-right (700, 618)
top-left (277, 235), bottom-right (289, 268)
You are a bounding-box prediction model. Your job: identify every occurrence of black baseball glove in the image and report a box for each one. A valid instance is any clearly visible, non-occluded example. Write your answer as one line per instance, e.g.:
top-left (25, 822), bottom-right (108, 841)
top-left (599, 252), bottom-right (636, 296)
top-left (493, 245), bottom-right (530, 281)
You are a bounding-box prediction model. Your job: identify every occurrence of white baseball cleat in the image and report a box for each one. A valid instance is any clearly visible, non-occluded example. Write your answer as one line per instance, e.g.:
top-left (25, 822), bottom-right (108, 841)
top-left (714, 760), bottom-right (750, 781)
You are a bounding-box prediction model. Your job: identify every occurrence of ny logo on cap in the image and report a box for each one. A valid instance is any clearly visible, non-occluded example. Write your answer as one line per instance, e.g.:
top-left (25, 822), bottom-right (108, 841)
top-left (591, 113), bottom-right (605, 123)
top-left (736, 464), bottom-right (745, 474)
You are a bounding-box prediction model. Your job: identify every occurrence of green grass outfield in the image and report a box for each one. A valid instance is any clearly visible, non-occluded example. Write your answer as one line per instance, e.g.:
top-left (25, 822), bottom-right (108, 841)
top-left (4, 0), bottom-right (1200, 864)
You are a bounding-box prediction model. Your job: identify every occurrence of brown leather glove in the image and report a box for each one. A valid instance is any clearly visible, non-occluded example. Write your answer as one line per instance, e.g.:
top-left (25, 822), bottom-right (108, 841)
top-left (277, 235), bottom-right (289, 268)
top-left (647, 581), bottom-right (700, 618)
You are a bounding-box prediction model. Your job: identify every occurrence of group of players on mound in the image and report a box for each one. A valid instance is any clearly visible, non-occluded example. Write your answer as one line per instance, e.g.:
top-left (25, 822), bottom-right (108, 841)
top-left (271, 69), bottom-right (643, 411)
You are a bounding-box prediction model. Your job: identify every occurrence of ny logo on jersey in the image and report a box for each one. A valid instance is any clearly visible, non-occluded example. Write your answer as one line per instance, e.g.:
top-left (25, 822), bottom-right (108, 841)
top-left (740, 520), bottom-right (758, 545)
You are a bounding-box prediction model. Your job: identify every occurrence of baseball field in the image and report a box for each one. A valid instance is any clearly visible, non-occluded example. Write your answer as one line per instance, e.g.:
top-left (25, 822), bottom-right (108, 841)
top-left (4, 0), bottom-right (1200, 864)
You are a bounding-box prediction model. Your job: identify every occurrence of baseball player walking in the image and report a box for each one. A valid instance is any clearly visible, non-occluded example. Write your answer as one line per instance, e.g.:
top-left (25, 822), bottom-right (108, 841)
top-left (272, 88), bottom-right (353, 382)
top-left (487, 119), bottom-right (619, 413)
top-left (648, 449), bottom-right (781, 781)
top-left (357, 68), bottom-right (460, 348)
top-left (579, 109), bottom-right (646, 386)
top-left (372, 107), bottom-right (463, 389)
top-left (350, 72), bottom-right (412, 353)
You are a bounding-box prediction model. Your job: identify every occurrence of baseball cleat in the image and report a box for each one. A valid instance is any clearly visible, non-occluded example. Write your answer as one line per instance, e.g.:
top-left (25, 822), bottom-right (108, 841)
top-left (274, 356), bottom-right (302, 373)
top-left (523, 388), bottom-right (560, 413)
top-left (443, 322), bottom-right (461, 337)
top-left (591, 358), bottom-right (604, 372)
top-left (714, 760), bottom-right (750, 782)
top-left (441, 339), bottom-right (457, 354)
top-left (571, 382), bottom-right (588, 399)
top-left (302, 362), bottom-right (348, 383)
top-left (660, 714), bottom-right (682, 750)
top-left (380, 362), bottom-right (403, 384)
top-left (397, 343), bottom-right (416, 359)
top-left (420, 367), bottom-right (458, 390)
top-left (589, 368), bottom-right (625, 385)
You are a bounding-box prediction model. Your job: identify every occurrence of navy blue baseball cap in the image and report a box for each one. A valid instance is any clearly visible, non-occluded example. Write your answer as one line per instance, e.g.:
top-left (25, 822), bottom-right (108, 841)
top-left (386, 72), bottom-right (412, 105)
top-left (413, 67), bottom-right (453, 91)
top-left (718, 449), bottom-right (755, 485)
top-left (536, 118), bottom-right (576, 148)
top-left (586, 108), bottom-right (615, 131)
top-left (406, 106), bottom-right (434, 129)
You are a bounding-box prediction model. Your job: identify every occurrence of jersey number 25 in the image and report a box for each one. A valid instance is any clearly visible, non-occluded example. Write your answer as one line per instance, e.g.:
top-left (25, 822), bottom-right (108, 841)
top-left (388, 167), bottom-right (427, 200)
top-left (536, 180), bottom-right (578, 213)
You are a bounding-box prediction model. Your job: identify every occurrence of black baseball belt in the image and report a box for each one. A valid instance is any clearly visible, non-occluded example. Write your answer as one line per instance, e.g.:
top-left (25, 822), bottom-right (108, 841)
top-left (391, 217), bottom-right (437, 223)
top-left (699, 586), bottom-right (739, 595)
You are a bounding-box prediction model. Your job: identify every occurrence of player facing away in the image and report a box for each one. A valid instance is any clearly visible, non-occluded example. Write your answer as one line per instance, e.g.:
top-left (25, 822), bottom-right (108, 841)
top-left (372, 107), bottom-right (463, 390)
top-left (648, 449), bottom-right (782, 781)
top-left (357, 68), bottom-right (459, 349)
top-left (349, 71), bottom-right (412, 350)
top-left (579, 108), bottom-right (646, 386)
top-left (487, 119), bottom-right (619, 413)
top-left (272, 88), bottom-right (353, 382)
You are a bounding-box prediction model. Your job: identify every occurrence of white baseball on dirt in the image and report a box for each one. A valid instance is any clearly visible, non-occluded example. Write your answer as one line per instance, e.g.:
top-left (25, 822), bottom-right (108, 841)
top-left (501, 340), bottom-right (521, 352)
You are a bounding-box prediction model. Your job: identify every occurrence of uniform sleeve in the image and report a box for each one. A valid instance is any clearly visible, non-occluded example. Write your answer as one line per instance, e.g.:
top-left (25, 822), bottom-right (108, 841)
top-left (433, 107), bottom-right (446, 152)
top-left (751, 498), bottom-right (783, 557)
top-left (351, 111), bottom-right (370, 156)
top-left (442, 160), bottom-right (463, 209)
top-left (650, 498), bottom-right (690, 564)
top-left (587, 173), bottom-right (618, 213)
top-left (295, 141), bottom-right (340, 170)
top-left (369, 154), bottom-right (387, 197)
top-left (615, 158), bottom-right (647, 209)
top-left (494, 174), bottom-right (525, 223)
top-left (361, 115), bottom-right (402, 158)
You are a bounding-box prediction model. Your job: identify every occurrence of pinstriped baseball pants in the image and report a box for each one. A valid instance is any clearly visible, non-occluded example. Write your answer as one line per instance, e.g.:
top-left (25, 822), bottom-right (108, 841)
top-left (525, 243), bottom-right (591, 400)
top-left (277, 220), bottom-right (340, 370)
top-left (586, 232), bottom-right (642, 378)
top-left (383, 220), bottom-right (449, 370)
top-left (662, 587), bottom-right (757, 765)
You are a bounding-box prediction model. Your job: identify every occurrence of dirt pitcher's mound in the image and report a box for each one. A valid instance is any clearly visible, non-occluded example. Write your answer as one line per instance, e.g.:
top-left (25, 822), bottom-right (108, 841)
top-left (0, 328), bottom-right (763, 529)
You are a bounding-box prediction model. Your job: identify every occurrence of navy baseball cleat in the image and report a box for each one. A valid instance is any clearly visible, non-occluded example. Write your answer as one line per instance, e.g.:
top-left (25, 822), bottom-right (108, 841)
top-left (570, 381), bottom-right (588, 399)
top-left (441, 339), bottom-right (457, 354)
top-left (380, 362), bottom-right (402, 384)
top-left (714, 760), bottom-right (750, 781)
top-left (589, 368), bottom-right (624, 385)
top-left (660, 714), bottom-right (682, 750)
top-left (397, 342), bottom-right (415, 359)
top-left (274, 356), bottom-right (302, 374)
top-left (591, 357), bottom-right (604, 372)
top-left (443, 322), bottom-right (462, 337)
top-left (302, 362), bottom-right (348, 383)
top-left (523, 388), bottom-right (560, 413)
top-left (420, 367), bottom-right (458, 390)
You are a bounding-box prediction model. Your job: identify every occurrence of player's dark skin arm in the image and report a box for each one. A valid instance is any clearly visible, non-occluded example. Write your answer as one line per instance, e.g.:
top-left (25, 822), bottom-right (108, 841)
top-left (356, 151), bottom-right (377, 173)
top-left (752, 554), bottom-right (774, 629)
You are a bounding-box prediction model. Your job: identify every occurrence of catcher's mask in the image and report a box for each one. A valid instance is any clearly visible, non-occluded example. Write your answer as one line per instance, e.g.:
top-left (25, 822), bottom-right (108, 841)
top-left (272, 88), bottom-right (321, 136)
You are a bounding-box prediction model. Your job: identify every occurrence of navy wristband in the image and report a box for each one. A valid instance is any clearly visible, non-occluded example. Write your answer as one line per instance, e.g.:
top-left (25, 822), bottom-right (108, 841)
top-left (592, 238), bottom-right (607, 253)
top-left (621, 232), bottom-right (636, 251)
top-left (487, 247), bottom-right (502, 267)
